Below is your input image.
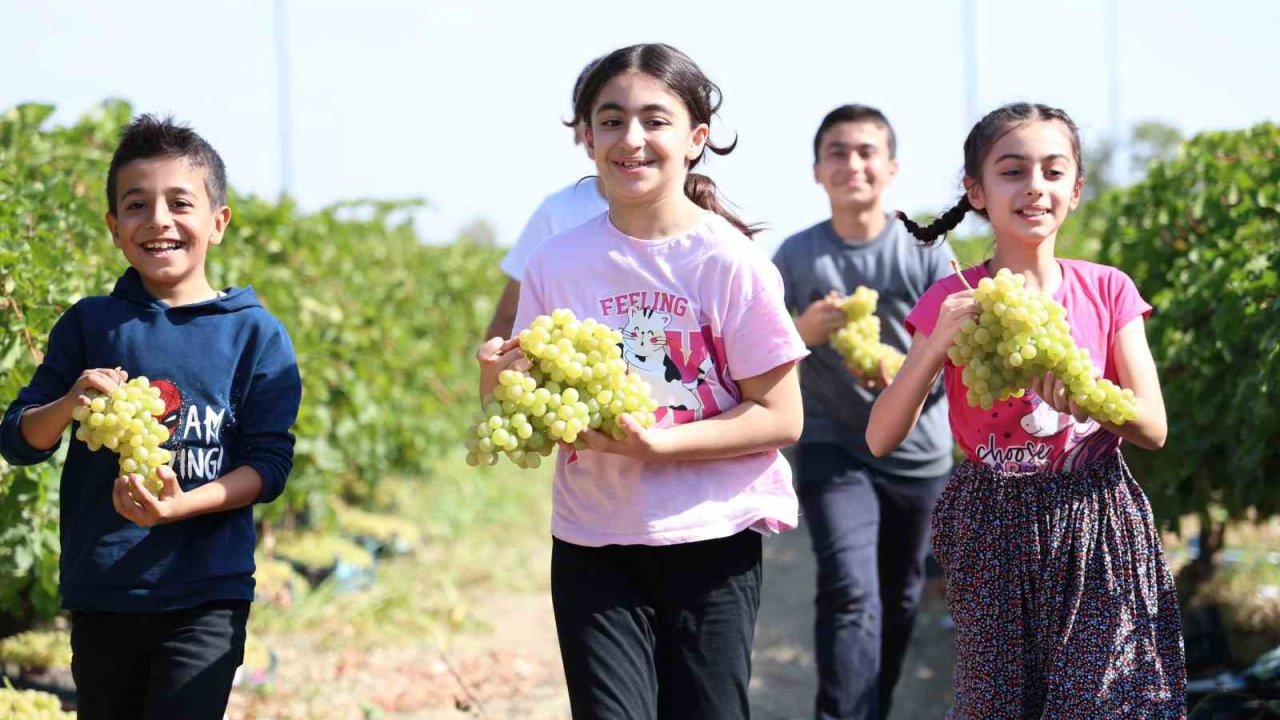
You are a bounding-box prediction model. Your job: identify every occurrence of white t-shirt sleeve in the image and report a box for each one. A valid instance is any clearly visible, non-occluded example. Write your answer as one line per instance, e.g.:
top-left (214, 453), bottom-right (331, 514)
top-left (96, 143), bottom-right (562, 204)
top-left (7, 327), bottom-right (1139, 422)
top-left (500, 202), bottom-right (559, 280)
top-left (500, 179), bottom-right (608, 281)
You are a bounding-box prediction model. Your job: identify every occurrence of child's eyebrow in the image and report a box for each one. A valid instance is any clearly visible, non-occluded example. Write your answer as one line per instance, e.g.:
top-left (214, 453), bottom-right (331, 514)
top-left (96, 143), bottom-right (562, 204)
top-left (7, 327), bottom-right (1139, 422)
top-left (824, 141), bottom-right (879, 153)
top-left (119, 185), bottom-right (196, 199)
top-left (994, 153), bottom-right (1070, 163)
top-left (595, 101), bottom-right (675, 115)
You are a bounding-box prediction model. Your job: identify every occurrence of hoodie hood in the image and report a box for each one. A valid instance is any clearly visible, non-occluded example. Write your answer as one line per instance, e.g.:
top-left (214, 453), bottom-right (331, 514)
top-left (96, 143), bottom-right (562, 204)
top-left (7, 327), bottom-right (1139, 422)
top-left (110, 267), bottom-right (263, 314)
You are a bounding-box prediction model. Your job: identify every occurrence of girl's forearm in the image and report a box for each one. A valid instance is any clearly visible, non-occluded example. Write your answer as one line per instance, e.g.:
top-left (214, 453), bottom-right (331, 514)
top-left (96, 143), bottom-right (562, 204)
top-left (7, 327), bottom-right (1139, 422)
top-left (19, 398), bottom-right (75, 452)
top-left (1097, 397), bottom-right (1167, 451)
top-left (652, 399), bottom-right (802, 462)
top-left (867, 338), bottom-right (948, 457)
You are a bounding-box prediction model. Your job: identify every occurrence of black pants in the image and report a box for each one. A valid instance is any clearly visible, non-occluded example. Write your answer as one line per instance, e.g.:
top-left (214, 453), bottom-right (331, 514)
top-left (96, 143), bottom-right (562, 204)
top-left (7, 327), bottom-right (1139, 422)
top-left (796, 443), bottom-right (948, 720)
top-left (70, 599), bottom-right (250, 720)
top-left (551, 530), bottom-right (762, 720)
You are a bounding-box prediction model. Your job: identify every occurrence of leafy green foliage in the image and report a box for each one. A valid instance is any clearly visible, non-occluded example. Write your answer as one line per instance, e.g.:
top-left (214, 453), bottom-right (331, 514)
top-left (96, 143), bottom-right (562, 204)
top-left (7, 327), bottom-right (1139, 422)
top-left (1096, 123), bottom-right (1280, 523)
top-left (0, 102), bottom-right (502, 622)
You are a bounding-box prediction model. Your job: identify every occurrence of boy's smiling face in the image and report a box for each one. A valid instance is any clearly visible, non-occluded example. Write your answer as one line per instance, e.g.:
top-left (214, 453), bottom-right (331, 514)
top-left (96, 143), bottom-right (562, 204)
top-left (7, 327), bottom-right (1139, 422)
top-left (814, 120), bottom-right (898, 212)
top-left (106, 156), bottom-right (230, 302)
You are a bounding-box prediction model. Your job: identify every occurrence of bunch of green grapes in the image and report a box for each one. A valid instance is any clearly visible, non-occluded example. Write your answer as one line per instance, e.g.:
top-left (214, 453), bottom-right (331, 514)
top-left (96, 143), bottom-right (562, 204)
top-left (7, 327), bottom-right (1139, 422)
top-left (70, 376), bottom-right (173, 495)
top-left (831, 286), bottom-right (905, 378)
top-left (948, 266), bottom-right (1137, 424)
top-left (466, 309), bottom-right (660, 469)
top-left (0, 630), bottom-right (71, 670)
top-left (0, 685), bottom-right (73, 719)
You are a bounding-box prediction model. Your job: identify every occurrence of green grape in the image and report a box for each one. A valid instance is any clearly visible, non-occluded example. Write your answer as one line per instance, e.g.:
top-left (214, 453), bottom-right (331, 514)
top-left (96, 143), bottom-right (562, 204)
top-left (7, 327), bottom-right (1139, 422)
top-left (467, 309), bottom-right (660, 469)
top-left (949, 266), bottom-right (1138, 423)
top-left (0, 686), bottom-right (75, 718)
top-left (78, 377), bottom-right (177, 496)
top-left (830, 286), bottom-right (906, 380)
top-left (0, 629), bottom-right (72, 670)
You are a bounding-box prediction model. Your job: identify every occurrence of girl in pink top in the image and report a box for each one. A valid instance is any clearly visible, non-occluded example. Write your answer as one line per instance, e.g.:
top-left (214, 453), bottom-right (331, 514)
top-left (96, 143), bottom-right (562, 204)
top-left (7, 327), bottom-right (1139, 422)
top-left (475, 44), bottom-right (807, 720)
top-left (866, 103), bottom-right (1185, 718)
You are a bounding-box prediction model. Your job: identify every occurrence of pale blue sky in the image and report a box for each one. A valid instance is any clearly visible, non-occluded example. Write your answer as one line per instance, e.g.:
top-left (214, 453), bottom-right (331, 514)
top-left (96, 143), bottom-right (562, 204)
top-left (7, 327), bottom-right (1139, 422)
top-left (2, 1), bottom-right (1277, 257)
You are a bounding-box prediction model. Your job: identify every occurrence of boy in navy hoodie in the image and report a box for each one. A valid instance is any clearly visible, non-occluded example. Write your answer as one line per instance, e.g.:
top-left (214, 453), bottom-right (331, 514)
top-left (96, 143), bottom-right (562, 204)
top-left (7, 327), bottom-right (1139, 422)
top-left (0, 115), bottom-right (302, 720)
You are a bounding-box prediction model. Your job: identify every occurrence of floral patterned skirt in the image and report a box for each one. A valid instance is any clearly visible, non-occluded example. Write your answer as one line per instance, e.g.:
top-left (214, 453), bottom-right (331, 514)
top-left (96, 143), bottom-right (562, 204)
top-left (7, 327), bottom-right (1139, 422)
top-left (932, 449), bottom-right (1186, 719)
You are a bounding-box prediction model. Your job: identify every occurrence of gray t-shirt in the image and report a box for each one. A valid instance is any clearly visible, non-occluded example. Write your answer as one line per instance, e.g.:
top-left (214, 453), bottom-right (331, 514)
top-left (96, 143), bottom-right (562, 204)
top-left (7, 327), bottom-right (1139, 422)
top-left (772, 216), bottom-right (955, 479)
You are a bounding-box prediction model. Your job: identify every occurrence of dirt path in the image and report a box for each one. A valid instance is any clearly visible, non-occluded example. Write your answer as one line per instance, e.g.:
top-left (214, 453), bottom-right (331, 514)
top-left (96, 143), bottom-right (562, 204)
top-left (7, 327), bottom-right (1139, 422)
top-left (750, 519), bottom-right (955, 720)
top-left (230, 522), bottom-right (956, 719)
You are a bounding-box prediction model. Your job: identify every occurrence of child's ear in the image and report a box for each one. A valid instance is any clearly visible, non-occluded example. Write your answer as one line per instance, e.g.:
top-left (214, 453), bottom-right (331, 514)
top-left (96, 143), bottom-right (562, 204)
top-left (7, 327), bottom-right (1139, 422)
top-left (885, 157), bottom-right (900, 184)
top-left (208, 206), bottom-right (232, 246)
top-left (585, 126), bottom-right (596, 159)
top-left (1069, 174), bottom-right (1084, 211)
top-left (105, 212), bottom-right (123, 248)
top-left (686, 123), bottom-right (709, 162)
top-left (963, 177), bottom-right (986, 211)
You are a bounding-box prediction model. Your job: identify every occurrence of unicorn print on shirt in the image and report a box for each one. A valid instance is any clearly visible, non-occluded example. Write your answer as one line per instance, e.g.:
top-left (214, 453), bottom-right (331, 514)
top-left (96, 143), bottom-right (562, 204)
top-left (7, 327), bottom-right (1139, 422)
top-left (1018, 391), bottom-right (1113, 472)
top-left (1019, 393), bottom-right (1092, 438)
top-left (619, 307), bottom-right (713, 419)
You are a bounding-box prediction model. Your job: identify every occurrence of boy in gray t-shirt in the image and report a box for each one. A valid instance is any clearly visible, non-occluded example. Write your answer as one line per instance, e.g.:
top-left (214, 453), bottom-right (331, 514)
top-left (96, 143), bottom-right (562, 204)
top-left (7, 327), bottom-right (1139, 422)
top-left (772, 105), bottom-right (955, 720)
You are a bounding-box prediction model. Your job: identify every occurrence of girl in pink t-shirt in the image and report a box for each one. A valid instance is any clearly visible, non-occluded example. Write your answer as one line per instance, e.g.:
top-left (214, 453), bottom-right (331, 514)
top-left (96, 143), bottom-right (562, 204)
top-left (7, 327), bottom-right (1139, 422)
top-left (866, 103), bottom-right (1185, 718)
top-left (475, 44), bottom-right (807, 720)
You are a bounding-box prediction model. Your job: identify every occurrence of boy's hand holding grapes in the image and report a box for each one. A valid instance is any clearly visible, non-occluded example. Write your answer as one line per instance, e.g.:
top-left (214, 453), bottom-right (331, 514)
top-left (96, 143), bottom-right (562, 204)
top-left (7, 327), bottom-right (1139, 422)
top-left (795, 290), bottom-right (845, 347)
top-left (64, 367), bottom-right (128, 414)
top-left (113, 465), bottom-right (184, 527)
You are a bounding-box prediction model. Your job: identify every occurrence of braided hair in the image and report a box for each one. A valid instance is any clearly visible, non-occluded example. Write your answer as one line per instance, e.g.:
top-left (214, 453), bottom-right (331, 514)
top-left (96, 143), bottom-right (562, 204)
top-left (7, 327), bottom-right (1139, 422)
top-left (902, 103), bottom-right (1084, 245)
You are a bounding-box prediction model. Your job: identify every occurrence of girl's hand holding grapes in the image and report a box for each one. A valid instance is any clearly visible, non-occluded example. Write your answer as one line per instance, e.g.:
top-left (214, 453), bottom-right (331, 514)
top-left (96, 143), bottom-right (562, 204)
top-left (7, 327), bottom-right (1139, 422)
top-left (1030, 371), bottom-right (1091, 424)
top-left (924, 290), bottom-right (980, 360)
top-left (579, 413), bottom-right (665, 461)
top-left (476, 336), bottom-right (532, 401)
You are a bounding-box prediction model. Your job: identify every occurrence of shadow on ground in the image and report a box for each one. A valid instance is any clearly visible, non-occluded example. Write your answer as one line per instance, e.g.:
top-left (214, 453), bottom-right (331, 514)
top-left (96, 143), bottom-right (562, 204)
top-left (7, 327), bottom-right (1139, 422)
top-left (750, 520), bottom-right (956, 720)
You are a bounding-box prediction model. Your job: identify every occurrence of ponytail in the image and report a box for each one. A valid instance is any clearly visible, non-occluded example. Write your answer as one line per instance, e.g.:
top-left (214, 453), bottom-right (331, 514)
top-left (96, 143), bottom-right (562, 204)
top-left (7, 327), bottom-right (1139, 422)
top-left (685, 172), bottom-right (761, 239)
top-left (896, 195), bottom-right (971, 246)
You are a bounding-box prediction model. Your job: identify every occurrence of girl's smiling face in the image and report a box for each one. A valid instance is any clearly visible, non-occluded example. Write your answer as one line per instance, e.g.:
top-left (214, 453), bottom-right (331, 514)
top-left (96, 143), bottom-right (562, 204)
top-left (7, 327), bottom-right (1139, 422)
top-left (586, 71), bottom-right (708, 205)
top-left (966, 119), bottom-right (1084, 248)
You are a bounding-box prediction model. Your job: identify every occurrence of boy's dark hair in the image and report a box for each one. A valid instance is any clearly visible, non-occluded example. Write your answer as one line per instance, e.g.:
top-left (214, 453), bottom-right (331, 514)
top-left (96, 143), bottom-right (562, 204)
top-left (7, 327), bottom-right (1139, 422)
top-left (813, 104), bottom-right (898, 163)
top-left (106, 114), bottom-right (228, 215)
top-left (898, 102), bottom-right (1084, 245)
top-left (572, 43), bottom-right (760, 238)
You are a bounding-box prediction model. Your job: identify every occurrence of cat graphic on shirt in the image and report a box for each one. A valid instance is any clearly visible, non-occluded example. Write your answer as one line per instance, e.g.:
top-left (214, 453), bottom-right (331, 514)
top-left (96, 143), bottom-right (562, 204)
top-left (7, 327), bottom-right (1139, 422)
top-left (619, 307), bottom-right (712, 419)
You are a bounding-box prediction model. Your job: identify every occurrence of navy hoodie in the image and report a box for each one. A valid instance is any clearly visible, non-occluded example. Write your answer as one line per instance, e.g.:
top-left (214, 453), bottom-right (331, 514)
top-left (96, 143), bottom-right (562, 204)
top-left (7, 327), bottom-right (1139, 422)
top-left (0, 268), bottom-right (301, 612)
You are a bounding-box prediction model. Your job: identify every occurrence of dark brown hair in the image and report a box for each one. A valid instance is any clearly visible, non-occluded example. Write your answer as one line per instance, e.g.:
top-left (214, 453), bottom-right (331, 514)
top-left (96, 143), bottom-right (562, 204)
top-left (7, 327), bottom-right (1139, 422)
top-left (813, 104), bottom-right (897, 163)
top-left (573, 43), bottom-right (758, 238)
top-left (898, 102), bottom-right (1083, 245)
top-left (107, 114), bottom-right (227, 215)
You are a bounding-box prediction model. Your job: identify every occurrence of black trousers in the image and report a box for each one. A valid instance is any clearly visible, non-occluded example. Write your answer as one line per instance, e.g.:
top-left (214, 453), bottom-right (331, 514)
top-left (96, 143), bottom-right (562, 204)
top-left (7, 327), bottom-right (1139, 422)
top-left (70, 599), bottom-right (250, 720)
top-left (796, 443), bottom-right (948, 720)
top-left (551, 530), bottom-right (763, 720)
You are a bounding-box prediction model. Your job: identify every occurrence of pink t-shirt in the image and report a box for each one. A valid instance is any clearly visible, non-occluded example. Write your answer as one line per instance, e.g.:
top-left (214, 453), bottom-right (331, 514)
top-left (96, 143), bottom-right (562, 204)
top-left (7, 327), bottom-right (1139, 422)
top-left (515, 212), bottom-right (809, 547)
top-left (905, 258), bottom-right (1151, 474)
